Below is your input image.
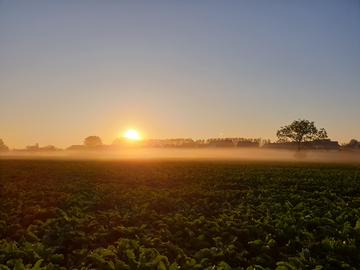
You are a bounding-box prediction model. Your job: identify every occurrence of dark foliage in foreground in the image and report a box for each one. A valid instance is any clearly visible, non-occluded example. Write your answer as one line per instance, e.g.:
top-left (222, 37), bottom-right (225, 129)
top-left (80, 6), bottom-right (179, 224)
top-left (1, 160), bottom-right (360, 269)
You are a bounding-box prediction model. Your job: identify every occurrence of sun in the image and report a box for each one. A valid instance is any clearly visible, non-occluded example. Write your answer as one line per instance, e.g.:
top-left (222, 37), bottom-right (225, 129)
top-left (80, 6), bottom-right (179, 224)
top-left (123, 129), bottom-right (141, 141)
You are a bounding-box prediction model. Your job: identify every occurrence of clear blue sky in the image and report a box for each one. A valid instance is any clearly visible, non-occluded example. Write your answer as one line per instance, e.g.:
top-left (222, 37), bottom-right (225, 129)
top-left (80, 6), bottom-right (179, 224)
top-left (1, 0), bottom-right (359, 148)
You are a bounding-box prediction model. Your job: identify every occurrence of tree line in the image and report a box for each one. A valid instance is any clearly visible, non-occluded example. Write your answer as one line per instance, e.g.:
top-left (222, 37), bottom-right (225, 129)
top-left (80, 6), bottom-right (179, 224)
top-left (1, 119), bottom-right (359, 152)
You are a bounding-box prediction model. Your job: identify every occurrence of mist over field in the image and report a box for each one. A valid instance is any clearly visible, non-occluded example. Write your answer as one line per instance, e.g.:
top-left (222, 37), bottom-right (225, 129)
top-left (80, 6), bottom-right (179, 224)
top-left (1, 148), bottom-right (359, 164)
top-left (1, 1), bottom-right (360, 269)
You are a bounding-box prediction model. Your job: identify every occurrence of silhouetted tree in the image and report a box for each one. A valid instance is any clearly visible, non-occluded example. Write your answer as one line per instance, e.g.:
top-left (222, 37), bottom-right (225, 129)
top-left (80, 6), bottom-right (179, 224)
top-left (276, 119), bottom-right (328, 151)
top-left (345, 139), bottom-right (359, 149)
top-left (316, 128), bottom-right (328, 140)
top-left (83, 136), bottom-right (103, 147)
top-left (0, 139), bottom-right (9, 152)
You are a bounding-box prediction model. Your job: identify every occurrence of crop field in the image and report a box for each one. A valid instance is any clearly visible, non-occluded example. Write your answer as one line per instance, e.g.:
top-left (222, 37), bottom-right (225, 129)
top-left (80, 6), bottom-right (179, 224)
top-left (1, 160), bottom-right (360, 270)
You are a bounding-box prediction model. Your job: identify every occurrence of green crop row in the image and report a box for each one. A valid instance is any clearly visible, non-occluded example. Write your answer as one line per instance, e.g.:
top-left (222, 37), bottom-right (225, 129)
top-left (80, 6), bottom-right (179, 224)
top-left (1, 160), bottom-right (360, 269)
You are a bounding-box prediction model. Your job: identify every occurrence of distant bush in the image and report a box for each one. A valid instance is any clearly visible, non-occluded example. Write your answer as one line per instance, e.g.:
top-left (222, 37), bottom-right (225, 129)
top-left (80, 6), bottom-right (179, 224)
top-left (0, 139), bottom-right (9, 152)
top-left (343, 139), bottom-right (360, 150)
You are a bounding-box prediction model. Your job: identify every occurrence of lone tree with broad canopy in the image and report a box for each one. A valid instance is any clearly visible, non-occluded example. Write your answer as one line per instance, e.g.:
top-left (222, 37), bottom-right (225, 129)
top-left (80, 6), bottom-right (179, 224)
top-left (277, 119), bottom-right (328, 151)
top-left (83, 136), bottom-right (103, 147)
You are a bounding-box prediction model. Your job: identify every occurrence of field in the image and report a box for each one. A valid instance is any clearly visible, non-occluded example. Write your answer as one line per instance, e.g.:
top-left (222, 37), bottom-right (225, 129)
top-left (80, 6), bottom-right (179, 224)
top-left (1, 160), bottom-right (360, 270)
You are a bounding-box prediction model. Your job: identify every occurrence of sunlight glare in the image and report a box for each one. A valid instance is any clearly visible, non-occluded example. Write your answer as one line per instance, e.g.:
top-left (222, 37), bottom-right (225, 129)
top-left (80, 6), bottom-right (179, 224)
top-left (123, 129), bottom-right (141, 141)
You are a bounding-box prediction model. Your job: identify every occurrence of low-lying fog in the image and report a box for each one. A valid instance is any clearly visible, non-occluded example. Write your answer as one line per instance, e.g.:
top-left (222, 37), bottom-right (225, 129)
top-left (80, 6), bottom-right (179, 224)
top-left (1, 148), bottom-right (360, 164)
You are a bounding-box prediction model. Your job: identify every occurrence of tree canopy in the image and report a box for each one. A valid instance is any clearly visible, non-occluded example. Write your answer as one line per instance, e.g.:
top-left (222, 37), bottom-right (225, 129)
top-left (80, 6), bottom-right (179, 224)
top-left (0, 139), bottom-right (9, 152)
top-left (276, 119), bottom-right (328, 151)
top-left (83, 136), bottom-right (103, 147)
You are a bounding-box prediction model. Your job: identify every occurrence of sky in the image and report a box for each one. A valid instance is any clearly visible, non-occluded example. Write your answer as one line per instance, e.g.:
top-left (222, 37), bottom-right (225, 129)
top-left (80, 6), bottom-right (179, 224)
top-left (1, 0), bottom-right (359, 148)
